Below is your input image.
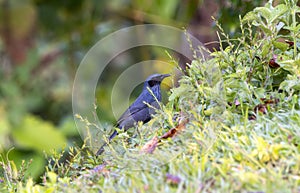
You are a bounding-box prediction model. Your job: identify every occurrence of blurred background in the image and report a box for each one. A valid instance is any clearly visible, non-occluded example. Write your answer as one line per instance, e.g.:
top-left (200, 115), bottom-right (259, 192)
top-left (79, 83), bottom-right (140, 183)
top-left (0, 0), bottom-right (265, 180)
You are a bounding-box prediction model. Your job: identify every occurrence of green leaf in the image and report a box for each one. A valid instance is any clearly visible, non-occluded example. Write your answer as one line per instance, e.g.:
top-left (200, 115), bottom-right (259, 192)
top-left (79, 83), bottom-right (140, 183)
top-left (59, 116), bottom-right (78, 136)
top-left (261, 42), bottom-right (272, 58)
top-left (253, 22), bottom-right (272, 35)
top-left (270, 4), bottom-right (288, 23)
top-left (279, 75), bottom-right (300, 91)
top-left (273, 41), bottom-right (289, 51)
top-left (242, 12), bottom-right (258, 23)
top-left (278, 58), bottom-right (300, 76)
top-left (169, 85), bottom-right (191, 101)
top-left (12, 114), bottom-right (66, 153)
top-left (158, 0), bottom-right (180, 18)
top-left (255, 7), bottom-right (271, 21)
top-left (283, 24), bottom-right (300, 32)
top-left (0, 104), bottom-right (10, 147)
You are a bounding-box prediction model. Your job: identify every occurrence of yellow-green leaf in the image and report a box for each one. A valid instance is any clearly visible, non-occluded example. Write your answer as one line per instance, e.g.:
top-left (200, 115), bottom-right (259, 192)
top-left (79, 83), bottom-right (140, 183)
top-left (12, 115), bottom-right (66, 153)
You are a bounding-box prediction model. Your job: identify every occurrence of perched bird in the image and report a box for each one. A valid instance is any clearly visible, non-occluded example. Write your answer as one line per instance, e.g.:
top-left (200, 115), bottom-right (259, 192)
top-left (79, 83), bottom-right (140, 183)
top-left (96, 73), bottom-right (170, 155)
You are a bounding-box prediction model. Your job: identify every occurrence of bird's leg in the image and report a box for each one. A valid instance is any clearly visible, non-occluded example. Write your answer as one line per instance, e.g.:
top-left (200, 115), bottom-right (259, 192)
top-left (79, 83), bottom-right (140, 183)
top-left (96, 130), bottom-right (118, 156)
top-left (95, 143), bottom-right (106, 156)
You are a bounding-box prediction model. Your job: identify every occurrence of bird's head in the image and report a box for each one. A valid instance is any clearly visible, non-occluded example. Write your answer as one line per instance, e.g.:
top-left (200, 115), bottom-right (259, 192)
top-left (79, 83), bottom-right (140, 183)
top-left (144, 73), bottom-right (170, 88)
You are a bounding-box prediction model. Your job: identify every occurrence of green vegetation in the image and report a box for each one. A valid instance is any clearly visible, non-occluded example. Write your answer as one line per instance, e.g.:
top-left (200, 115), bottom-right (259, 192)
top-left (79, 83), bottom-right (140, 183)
top-left (1, 0), bottom-right (300, 192)
top-left (0, 0), bottom-right (265, 185)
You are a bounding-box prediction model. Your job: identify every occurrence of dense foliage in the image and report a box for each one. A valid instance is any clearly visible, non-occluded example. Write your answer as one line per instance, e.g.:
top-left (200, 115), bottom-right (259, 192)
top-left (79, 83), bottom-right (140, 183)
top-left (1, 0), bottom-right (300, 192)
top-left (0, 0), bottom-right (266, 182)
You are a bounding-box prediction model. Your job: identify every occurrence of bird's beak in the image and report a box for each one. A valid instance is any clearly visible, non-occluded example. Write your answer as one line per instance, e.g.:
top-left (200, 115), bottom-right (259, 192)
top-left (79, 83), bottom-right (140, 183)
top-left (161, 74), bottom-right (170, 80)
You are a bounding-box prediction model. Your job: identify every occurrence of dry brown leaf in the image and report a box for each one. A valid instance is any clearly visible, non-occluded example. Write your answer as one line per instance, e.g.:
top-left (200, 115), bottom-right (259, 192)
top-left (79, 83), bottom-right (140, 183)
top-left (254, 104), bottom-right (267, 114)
top-left (161, 117), bottom-right (189, 139)
top-left (248, 114), bottom-right (257, 120)
top-left (140, 136), bottom-right (159, 154)
top-left (253, 97), bottom-right (279, 116)
top-left (140, 116), bottom-right (189, 154)
top-left (260, 97), bottom-right (279, 105)
top-left (269, 57), bottom-right (280, 68)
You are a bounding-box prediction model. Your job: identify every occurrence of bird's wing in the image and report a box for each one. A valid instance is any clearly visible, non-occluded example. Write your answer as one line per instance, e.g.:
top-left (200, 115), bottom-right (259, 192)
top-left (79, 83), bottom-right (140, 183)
top-left (117, 90), bottom-right (158, 126)
top-left (116, 100), bottom-right (148, 127)
top-left (96, 102), bottom-right (148, 156)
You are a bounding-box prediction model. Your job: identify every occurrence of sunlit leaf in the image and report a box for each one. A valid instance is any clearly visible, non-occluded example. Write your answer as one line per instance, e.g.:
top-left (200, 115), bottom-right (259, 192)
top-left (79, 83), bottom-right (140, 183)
top-left (12, 115), bottom-right (66, 153)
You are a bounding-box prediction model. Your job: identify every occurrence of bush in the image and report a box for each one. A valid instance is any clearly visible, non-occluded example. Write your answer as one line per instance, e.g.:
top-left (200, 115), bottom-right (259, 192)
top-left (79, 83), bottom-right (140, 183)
top-left (1, 1), bottom-right (300, 192)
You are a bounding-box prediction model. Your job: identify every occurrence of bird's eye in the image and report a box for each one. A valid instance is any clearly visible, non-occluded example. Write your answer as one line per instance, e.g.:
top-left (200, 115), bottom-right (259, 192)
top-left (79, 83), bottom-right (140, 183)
top-left (148, 80), bottom-right (157, 87)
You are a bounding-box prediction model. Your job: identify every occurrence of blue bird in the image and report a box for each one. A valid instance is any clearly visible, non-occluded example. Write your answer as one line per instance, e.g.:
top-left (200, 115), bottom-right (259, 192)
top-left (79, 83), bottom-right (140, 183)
top-left (96, 73), bottom-right (170, 155)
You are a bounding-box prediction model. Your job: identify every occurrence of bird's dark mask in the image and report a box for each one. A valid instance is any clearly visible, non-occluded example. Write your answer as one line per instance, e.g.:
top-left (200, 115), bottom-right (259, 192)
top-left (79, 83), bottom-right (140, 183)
top-left (148, 80), bottom-right (160, 87)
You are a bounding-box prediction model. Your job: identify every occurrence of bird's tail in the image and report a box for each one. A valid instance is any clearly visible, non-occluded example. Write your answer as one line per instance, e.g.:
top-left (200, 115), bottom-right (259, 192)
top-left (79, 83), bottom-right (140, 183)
top-left (109, 129), bottom-right (118, 140)
top-left (96, 130), bottom-right (118, 156)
